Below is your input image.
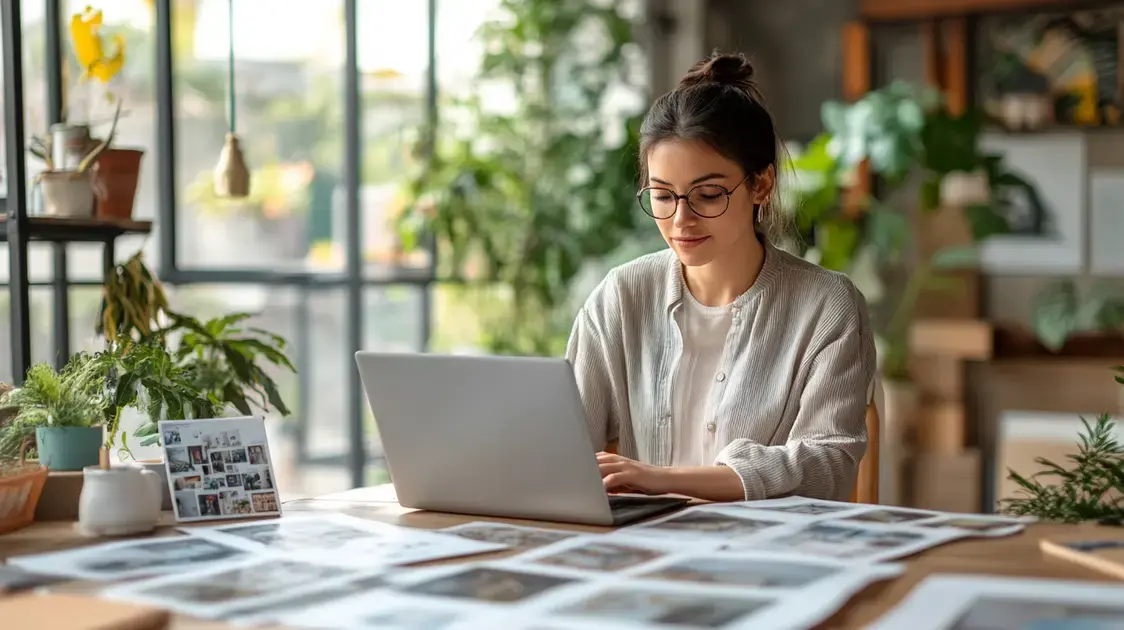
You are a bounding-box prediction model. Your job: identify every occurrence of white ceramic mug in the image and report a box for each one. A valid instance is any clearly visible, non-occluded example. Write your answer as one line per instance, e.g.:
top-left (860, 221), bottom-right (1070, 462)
top-left (78, 463), bottom-right (164, 537)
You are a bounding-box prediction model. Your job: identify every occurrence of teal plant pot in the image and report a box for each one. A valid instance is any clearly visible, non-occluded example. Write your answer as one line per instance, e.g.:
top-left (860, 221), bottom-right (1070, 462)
top-left (35, 426), bottom-right (104, 471)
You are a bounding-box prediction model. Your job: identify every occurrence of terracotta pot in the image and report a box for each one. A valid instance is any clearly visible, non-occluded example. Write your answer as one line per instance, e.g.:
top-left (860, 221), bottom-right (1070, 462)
top-left (93, 148), bottom-right (144, 220)
top-left (880, 378), bottom-right (918, 507)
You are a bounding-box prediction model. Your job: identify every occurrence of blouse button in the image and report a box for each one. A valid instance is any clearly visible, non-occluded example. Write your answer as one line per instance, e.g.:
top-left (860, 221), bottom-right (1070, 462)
top-left (716, 373), bottom-right (726, 382)
top-left (706, 422), bottom-right (717, 432)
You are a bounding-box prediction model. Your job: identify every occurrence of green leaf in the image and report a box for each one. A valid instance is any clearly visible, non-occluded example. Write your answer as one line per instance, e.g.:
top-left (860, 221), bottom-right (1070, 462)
top-left (964, 203), bottom-right (1012, 241)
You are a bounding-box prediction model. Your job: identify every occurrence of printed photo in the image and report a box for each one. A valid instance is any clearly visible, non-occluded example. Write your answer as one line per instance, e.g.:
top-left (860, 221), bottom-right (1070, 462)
top-left (354, 608), bottom-right (462, 629)
top-left (248, 444), bottom-right (268, 465)
top-left (230, 448), bottom-right (249, 464)
top-left (442, 523), bottom-right (578, 549)
top-left (130, 559), bottom-right (353, 608)
top-left (227, 430), bottom-right (242, 447)
top-left (554, 586), bottom-right (773, 628)
top-left (173, 476), bottom-right (201, 491)
top-left (224, 574), bottom-right (387, 622)
top-left (226, 474), bottom-right (242, 488)
top-left (637, 555), bottom-right (841, 589)
top-left (950, 597), bottom-right (1124, 629)
top-left (6, 537), bottom-right (247, 581)
top-left (188, 445), bottom-right (205, 465)
top-left (400, 566), bottom-right (576, 604)
top-left (198, 493), bottom-right (222, 517)
top-left (166, 447), bottom-right (195, 473)
top-left (163, 428), bottom-right (182, 444)
top-left (222, 490), bottom-right (253, 515)
top-left (242, 470), bottom-right (271, 491)
top-left (636, 510), bottom-right (784, 538)
top-left (209, 519), bottom-right (376, 551)
top-left (529, 540), bottom-right (666, 573)
top-left (753, 523), bottom-right (925, 560)
top-left (175, 492), bottom-right (200, 518)
top-left (920, 517), bottom-right (1022, 533)
top-left (209, 451), bottom-right (226, 472)
top-left (251, 492), bottom-right (278, 513)
top-left (201, 465), bottom-right (211, 476)
top-left (844, 509), bottom-right (934, 525)
top-left (202, 477), bottom-right (224, 491)
top-left (756, 502), bottom-right (853, 516)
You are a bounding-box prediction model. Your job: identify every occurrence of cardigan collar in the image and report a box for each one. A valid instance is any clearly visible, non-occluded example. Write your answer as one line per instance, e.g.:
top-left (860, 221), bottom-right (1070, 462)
top-left (664, 234), bottom-right (784, 313)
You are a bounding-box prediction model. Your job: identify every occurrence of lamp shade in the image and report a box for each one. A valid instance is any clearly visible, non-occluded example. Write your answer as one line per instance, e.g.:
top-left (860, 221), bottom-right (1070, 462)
top-left (213, 132), bottom-right (250, 198)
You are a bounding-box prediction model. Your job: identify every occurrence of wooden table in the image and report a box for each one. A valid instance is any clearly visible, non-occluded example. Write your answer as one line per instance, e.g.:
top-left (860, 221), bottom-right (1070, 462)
top-left (2, 484), bottom-right (1123, 629)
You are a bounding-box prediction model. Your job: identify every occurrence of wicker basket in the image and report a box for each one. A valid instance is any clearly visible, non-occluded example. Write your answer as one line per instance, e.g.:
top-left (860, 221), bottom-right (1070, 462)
top-left (0, 440), bottom-right (48, 535)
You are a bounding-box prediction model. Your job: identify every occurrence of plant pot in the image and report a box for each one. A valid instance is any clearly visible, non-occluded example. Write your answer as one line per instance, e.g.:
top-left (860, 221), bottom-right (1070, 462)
top-left (34, 426), bottom-right (104, 471)
top-left (939, 170), bottom-right (990, 207)
top-left (37, 170), bottom-right (96, 218)
top-left (880, 378), bottom-right (918, 507)
top-left (137, 458), bottom-right (173, 511)
top-left (93, 148), bottom-right (144, 220)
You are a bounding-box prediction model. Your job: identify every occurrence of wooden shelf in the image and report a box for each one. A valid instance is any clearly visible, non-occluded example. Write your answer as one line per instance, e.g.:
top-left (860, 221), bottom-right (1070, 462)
top-left (0, 215), bottom-right (152, 244)
top-left (861, 0), bottom-right (1095, 21)
top-left (993, 326), bottom-right (1124, 361)
top-left (911, 319), bottom-right (994, 360)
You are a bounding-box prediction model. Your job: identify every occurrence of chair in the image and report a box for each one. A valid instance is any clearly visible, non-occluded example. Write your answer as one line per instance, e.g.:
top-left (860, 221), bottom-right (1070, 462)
top-left (605, 375), bottom-right (883, 504)
top-left (849, 374), bottom-right (883, 505)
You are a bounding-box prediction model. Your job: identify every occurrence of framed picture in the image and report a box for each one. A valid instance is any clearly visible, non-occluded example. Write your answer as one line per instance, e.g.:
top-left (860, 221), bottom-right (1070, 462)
top-left (160, 416), bottom-right (281, 523)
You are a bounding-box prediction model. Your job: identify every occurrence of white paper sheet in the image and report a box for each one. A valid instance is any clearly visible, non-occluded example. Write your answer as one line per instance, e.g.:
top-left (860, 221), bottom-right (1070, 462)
top-left (220, 571), bottom-right (389, 626)
top-left (278, 590), bottom-right (516, 630)
top-left (616, 504), bottom-right (804, 543)
top-left (908, 513), bottom-right (1030, 538)
top-left (866, 574), bottom-right (1124, 630)
top-left (723, 519), bottom-right (969, 563)
top-left (179, 513), bottom-right (506, 568)
top-left (438, 522), bottom-right (583, 550)
top-left (507, 534), bottom-right (706, 577)
top-left (102, 556), bottom-right (365, 619)
top-left (4, 535), bottom-right (249, 581)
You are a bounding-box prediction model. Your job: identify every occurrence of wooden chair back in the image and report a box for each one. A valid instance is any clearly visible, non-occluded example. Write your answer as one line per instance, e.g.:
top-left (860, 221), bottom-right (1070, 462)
top-left (849, 375), bottom-right (882, 504)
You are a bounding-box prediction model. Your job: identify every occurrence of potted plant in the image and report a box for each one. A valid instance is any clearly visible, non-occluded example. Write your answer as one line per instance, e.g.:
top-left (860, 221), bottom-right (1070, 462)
top-left (27, 99), bottom-right (121, 218)
top-left (67, 5), bottom-right (143, 220)
top-left (1001, 366), bottom-right (1124, 524)
top-left (0, 362), bottom-right (104, 471)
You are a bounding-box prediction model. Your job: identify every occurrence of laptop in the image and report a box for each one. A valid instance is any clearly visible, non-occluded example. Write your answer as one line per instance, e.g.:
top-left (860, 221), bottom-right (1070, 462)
top-left (354, 352), bottom-right (689, 526)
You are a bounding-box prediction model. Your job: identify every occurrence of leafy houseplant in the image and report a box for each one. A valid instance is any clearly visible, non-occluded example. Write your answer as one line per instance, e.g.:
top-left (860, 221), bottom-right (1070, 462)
top-left (1030, 280), bottom-right (1124, 352)
top-left (1001, 411), bottom-right (1123, 525)
top-left (0, 362), bottom-right (104, 471)
top-left (398, 0), bottom-right (649, 356)
top-left (787, 82), bottom-right (1038, 383)
top-left (97, 251), bottom-right (295, 449)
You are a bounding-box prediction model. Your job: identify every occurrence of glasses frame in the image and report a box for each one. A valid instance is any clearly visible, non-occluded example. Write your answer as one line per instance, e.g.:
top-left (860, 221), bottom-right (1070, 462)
top-left (637, 174), bottom-right (753, 220)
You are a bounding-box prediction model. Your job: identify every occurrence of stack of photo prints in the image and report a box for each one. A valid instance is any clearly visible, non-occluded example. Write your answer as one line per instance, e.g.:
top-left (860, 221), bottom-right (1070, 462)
top-left (13, 490), bottom-right (1119, 630)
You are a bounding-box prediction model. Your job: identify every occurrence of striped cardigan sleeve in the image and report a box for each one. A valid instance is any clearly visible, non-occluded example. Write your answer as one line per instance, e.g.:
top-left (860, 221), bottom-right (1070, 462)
top-left (714, 285), bottom-right (876, 501)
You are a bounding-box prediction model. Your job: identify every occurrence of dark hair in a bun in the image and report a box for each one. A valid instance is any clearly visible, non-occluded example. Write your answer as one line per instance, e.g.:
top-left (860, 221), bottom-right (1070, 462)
top-left (638, 50), bottom-right (785, 239)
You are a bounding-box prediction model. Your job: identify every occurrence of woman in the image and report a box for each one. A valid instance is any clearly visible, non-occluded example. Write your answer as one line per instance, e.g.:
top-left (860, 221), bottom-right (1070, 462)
top-left (565, 52), bottom-right (876, 503)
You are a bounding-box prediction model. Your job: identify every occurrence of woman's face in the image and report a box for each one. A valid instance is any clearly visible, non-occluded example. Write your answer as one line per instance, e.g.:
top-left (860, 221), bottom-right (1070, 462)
top-left (644, 138), bottom-right (772, 267)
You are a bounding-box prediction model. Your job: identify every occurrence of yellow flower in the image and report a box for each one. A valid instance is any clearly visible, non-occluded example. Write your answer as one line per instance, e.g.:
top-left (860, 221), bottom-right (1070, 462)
top-left (70, 6), bottom-right (125, 84)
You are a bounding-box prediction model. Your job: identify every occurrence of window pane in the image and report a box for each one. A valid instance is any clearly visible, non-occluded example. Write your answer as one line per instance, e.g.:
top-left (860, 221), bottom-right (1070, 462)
top-left (173, 0), bottom-right (348, 273)
top-left (0, 288), bottom-right (61, 383)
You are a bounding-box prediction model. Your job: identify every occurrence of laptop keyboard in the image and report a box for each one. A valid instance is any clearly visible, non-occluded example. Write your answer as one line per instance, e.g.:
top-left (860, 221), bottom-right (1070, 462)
top-left (607, 495), bottom-right (689, 524)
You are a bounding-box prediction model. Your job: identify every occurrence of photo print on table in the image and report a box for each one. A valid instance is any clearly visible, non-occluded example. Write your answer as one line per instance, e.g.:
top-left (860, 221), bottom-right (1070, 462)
top-left (440, 522), bottom-right (580, 550)
top-left (104, 557), bottom-right (358, 619)
top-left (276, 591), bottom-right (485, 630)
top-left (549, 583), bottom-right (776, 628)
top-left (731, 521), bottom-right (966, 563)
top-left (5, 536), bottom-right (248, 581)
top-left (159, 416), bottom-right (281, 523)
top-left (626, 506), bottom-right (789, 541)
top-left (182, 514), bottom-right (508, 568)
top-left (634, 553), bottom-right (843, 589)
top-left (222, 573), bottom-right (389, 625)
top-left (841, 508), bottom-right (941, 525)
top-left (514, 536), bottom-right (678, 574)
top-left (398, 565), bottom-right (579, 605)
top-left (915, 515), bottom-right (1027, 537)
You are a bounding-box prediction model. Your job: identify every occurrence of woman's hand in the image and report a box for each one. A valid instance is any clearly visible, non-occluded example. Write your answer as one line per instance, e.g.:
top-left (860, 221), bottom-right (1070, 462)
top-left (597, 452), bottom-right (674, 495)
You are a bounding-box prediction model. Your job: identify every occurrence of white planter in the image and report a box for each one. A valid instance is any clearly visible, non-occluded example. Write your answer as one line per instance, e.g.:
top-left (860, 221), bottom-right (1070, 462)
top-left (1000, 93), bottom-right (1053, 130)
top-left (940, 170), bottom-right (991, 208)
top-left (37, 171), bottom-right (96, 217)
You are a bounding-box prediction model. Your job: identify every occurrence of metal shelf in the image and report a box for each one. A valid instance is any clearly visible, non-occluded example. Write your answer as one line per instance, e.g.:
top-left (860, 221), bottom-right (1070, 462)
top-left (0, 215), bottom-right (152, 243)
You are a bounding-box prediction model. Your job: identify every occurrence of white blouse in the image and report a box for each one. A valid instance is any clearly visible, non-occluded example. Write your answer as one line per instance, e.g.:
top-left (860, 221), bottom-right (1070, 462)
top-left (670, 289), bottom-right (734, 467)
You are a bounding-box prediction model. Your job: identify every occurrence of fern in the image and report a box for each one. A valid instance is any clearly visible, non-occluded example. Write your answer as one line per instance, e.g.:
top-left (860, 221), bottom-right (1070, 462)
top-left (1000, 413), bottom-right (1124, 524)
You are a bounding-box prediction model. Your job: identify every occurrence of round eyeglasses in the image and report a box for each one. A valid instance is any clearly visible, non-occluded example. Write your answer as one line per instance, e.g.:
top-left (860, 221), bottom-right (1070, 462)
top-left (637, 175), bottom-right (751, 220)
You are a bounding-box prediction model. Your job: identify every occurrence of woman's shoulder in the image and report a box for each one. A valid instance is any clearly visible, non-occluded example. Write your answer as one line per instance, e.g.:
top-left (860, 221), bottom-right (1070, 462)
top-left (771, 247), bottom-right (869, 330)
top-left (580, 249), bottom-right (676, 317)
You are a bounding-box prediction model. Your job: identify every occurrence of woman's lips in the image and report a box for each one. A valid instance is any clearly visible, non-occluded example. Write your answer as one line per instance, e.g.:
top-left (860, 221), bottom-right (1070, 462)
top-left (672, 235), bottom-right (710, 249)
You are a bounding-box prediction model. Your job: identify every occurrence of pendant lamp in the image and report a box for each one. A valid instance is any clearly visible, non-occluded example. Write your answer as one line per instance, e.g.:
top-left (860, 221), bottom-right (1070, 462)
top-left (213, 0), bottom-right (249, 198)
